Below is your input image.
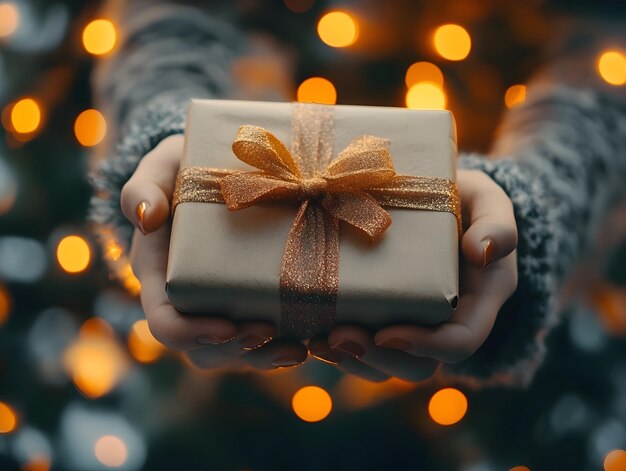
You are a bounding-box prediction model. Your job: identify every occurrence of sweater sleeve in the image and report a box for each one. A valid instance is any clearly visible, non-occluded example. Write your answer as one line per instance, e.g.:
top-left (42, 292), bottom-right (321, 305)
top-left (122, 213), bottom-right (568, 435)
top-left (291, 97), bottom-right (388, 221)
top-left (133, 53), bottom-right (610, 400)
top-left (88, 0), bottom-right (245, 284)
top-left (443, 81), bottom-right (626, 386)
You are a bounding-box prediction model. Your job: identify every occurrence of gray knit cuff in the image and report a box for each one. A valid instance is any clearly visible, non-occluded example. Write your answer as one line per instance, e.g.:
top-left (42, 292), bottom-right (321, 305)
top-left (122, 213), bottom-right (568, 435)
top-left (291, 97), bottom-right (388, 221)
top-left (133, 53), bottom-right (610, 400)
top-left (441, 154), bottom-right (558, 386)
top-left (88, 93), bottom-right (195, 287)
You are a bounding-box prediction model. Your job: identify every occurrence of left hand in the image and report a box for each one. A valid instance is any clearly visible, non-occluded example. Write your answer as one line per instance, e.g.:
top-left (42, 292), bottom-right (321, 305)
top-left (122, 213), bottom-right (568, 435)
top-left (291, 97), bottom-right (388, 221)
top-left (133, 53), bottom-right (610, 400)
top-left (308, 169), bottom-right (518, 382)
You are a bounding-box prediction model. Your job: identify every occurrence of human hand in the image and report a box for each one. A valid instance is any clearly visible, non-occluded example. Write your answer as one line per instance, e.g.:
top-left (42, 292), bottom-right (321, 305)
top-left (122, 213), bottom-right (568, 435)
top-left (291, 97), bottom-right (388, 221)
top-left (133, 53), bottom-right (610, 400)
top-left (308, 169), bottom-right (518, 382)
top-left (122, 135), bottom-right (308, 370)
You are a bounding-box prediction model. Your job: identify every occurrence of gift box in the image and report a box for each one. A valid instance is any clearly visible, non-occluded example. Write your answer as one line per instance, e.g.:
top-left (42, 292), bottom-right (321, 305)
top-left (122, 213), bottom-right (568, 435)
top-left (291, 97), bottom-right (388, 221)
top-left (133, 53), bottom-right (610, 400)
top-left (166, 99), bottom-right (459, 339)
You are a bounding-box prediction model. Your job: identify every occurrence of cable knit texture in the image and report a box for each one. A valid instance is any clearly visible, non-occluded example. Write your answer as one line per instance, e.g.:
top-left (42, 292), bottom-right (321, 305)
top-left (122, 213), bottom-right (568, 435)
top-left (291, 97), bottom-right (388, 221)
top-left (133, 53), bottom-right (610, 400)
top-left (88, 0), bottom-right (626, 386)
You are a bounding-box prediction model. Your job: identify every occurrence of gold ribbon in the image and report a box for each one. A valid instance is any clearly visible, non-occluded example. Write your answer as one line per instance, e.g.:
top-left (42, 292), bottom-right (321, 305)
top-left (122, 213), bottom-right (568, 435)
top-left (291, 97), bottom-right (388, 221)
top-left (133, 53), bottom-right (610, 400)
top-left (172, 103), bottom-right (460, 338)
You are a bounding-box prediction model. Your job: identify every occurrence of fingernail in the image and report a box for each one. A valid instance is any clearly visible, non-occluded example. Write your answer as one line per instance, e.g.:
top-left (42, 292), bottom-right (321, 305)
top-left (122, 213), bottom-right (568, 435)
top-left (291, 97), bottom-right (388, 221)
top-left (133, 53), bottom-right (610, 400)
top-left (196, 334), bottom-right (235, 345)
top-left (136, 201), bottom-right (149, 235)
top-left (270, 356), bottom-right (302, 368)
top-left (312, 349), bottom-right (342, 365)
top-left (376, 337), bottom-right (412, 351)
top-left (239, 334), bottom-right (272, 351)
top-left (482, 238), bottom-right (495, 268)
top-left (331, 340), bottom-right (365, 358)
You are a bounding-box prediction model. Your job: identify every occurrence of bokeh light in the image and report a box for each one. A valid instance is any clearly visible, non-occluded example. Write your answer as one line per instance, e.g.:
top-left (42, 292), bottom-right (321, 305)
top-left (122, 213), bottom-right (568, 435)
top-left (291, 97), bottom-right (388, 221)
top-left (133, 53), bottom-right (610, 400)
top-left (504, 84), bottom-right (527, 108)
top-left (405, 61), bottom-right (443, 88)
top-left (605, 449), bottom-right (626, 471)
top-left (10, 98), bottom-right (42, 134)
top-left (22, 457), bottom-right (51, 471)
top-left (428, 388), bottom-right (468, 425)
top-left (94, 435), bottom-right (128, 468)
top-left (284, 0), bottom-right (314, 13)
top-left (509, 467), bottom-right (530, 471)
top-left (291, 386), bottom-right (332, 422)
top-left (56, 235), bottom-right (91, 274)
top-left (597, 50), bottom-right (626, 86)
top-left (0, 283), bottom-right (10, 326)
top-left (317, 11), bottom-right (358, 48)
top-left (297, 77), bottom-right (337, 104)
top-left (82, 19), bottom-right (117, 56)
top-left (406, 82), bottom-right (446, 110)
top-left (0, 2), bottom-right (19, 38)
top-left (433, 24), bottom-right (471, 61)
top-left (0, 401), bottom-right (18, 433)
top-left (74, 109), bottom-right (107, 147)
top-left (128, 319), bottom-right (165, 363)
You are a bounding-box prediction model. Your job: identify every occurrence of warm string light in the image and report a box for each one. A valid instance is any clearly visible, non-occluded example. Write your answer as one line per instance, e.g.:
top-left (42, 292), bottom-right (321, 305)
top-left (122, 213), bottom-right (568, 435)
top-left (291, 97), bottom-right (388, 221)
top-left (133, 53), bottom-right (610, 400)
top-left (317, 11), bottom-right (358, 48)
top-left (74, 109), bottom-right (107, 147)
top-left (82, 19), bottom-right (117, 56)
top-left (63, 318), bottom-right (128, 398)
top-left (428, 388), bottom-right (468, 425)
top-left (604, 449), bottom-right (626, 471)
top-left (56, 235), bottom-right (91, 274)
top-left (128, 319), bottom-right (166, 363)
top-left (94, 435), bottom-right (128, 468)
top-left (0, 283), bottom-right (10, 326)
top-left (297, 77), bottom-right (337, 104)
top-left (406, 82), bottom-right (446, 110)
top-left (509, 467), bottom-right (531, 471)
top-left (291, 386), bottom-right (332, 422)
top-left (0, 2), bottom-right (19, 38)
top-left (504, 84), bottom-right (527, 108)
top-left (10, 98), bottom-right (42, 134)
top-left (433, 24), bottom-right (471, 61)
top-left (405, 61), bottom-right (444, 88)
top-left (597, 50), bottom-right (626, 86)
top-left (0, 401), bottom-right (18, 433)
top-left (22, 457), bottom-right (51, 471)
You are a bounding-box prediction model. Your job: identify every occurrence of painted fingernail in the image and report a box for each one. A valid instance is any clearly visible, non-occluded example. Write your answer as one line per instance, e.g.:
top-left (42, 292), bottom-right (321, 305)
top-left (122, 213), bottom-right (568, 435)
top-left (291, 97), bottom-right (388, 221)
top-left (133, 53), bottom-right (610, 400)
top-left (311, 349), bottom-right (342, 365)
top-left (482, 238), bottom-right (495, 268)
top-left (239, 334), bottom-right (272, 351)
top-left (376, 337), bottom-right (412, 351)
top-left (136, 201), bottom-right (149, 235)
top-left (270, 356), bottom-right (302, 368)
top-left (332, 340), bottom-right (365, 358)
top-left (196, 334), bottom-right (235, 345)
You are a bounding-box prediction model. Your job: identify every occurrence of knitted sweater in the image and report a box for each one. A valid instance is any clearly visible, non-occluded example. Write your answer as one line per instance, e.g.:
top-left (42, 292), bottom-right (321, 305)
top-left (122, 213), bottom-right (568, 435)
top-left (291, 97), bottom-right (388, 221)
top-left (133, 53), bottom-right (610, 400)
top-left (88, 0), bottom-right (626, 386)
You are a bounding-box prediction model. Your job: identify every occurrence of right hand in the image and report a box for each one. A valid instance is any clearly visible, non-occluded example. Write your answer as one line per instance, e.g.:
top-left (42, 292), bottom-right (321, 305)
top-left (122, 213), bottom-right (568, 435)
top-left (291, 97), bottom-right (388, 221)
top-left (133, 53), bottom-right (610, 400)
top-left (122, 134), bottom-right (308, 370)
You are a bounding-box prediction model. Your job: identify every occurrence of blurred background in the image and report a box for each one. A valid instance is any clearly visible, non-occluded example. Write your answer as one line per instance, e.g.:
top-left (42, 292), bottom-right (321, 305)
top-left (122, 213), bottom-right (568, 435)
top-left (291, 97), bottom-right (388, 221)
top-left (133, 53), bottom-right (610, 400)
top-left (1, 0), bottom-right (626, 470)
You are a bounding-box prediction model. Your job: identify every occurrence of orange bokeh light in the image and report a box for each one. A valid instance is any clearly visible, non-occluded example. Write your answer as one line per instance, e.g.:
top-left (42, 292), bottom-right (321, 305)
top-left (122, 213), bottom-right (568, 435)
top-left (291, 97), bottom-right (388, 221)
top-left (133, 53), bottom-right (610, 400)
top-left (405, 61), bottom-right (443, 88)
top-left (504, 84), bottom-right (527, 108)
top-left (428, 387), bottom-right (468, 425)
top-left (0, 401), bottom-right (18, 433)
top-left (128, 319), bottom-right (165, 363)
top-left (10, 99), bottom-right (41, 134)
top-left (82, 19), bottom-right (117, 56)
top-left (94, 435), bottom-right (128, 467)
top-left (297, 77), bottom-right (337, 104)
top-left (597, 50), bottom-right (626, 86)
top-left (433, 24), bottom-right (471, 61)
top-left (74, 109), bottom-right (107, 147)
top-left (317, 11), bottom-right (358, 48)
top-left (509, 467), bottom-right (531, 471)
top-left (56, 235), bottom-right (91, 274)
top-left (0, 283), bottom-right (10, 326)
top-left (292, 386), bottom-right (332, 422)
top-left (405, 82), bottom-right (446, 110)
top-left (22, 457), bottom-right (51, 471)
top-left (605, 449), bottom-right (626, 471)
top-left (0, 2), bottom-right (19, 38)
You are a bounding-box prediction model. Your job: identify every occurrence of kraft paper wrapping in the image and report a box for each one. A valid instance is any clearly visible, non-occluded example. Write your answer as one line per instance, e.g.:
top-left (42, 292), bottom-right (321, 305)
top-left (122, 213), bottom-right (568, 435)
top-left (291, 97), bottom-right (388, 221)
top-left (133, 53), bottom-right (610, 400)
top-left (166, 99), bottom-right (458, 337)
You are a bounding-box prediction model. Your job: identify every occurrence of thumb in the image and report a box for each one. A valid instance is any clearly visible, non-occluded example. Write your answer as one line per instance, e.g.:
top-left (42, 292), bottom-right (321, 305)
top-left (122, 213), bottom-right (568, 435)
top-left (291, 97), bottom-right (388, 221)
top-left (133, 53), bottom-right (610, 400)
top-left (459, 170), bottom-right (518, 268)
top-left (120, 135), bottom-right (184, 234)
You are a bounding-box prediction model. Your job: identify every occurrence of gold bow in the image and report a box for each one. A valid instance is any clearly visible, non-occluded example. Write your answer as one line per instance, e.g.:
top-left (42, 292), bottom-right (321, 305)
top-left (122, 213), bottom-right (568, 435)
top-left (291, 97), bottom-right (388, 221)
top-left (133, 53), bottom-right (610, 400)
top-left (172, 106), bottom-right (460, 338)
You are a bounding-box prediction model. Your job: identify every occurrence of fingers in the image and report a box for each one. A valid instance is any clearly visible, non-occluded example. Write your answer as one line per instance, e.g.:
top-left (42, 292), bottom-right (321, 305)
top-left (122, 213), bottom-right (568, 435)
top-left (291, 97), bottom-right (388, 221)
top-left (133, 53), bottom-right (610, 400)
top-left (458, 170), bottom-right (517, 268)
top-left (309, 336), bottom-right (390, 382)
top-left (328, 326), bottom-right (438, 382)
top-left (121, 134), bottom-right (184, 234)
top-left (375, 252), bottom-right (517, 363)
top-left (242, 339), bottom-right (308, 370)
top-left (131, 227), bottom-right (237, 351)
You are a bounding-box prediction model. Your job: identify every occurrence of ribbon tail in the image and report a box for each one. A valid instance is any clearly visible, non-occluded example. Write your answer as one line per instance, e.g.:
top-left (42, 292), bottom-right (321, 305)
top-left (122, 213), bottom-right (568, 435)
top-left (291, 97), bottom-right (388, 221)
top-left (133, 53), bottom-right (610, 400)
top-left (279, 200), bottom-right (339, 338)
top-left (322, 191), bottom-right (391, 240)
